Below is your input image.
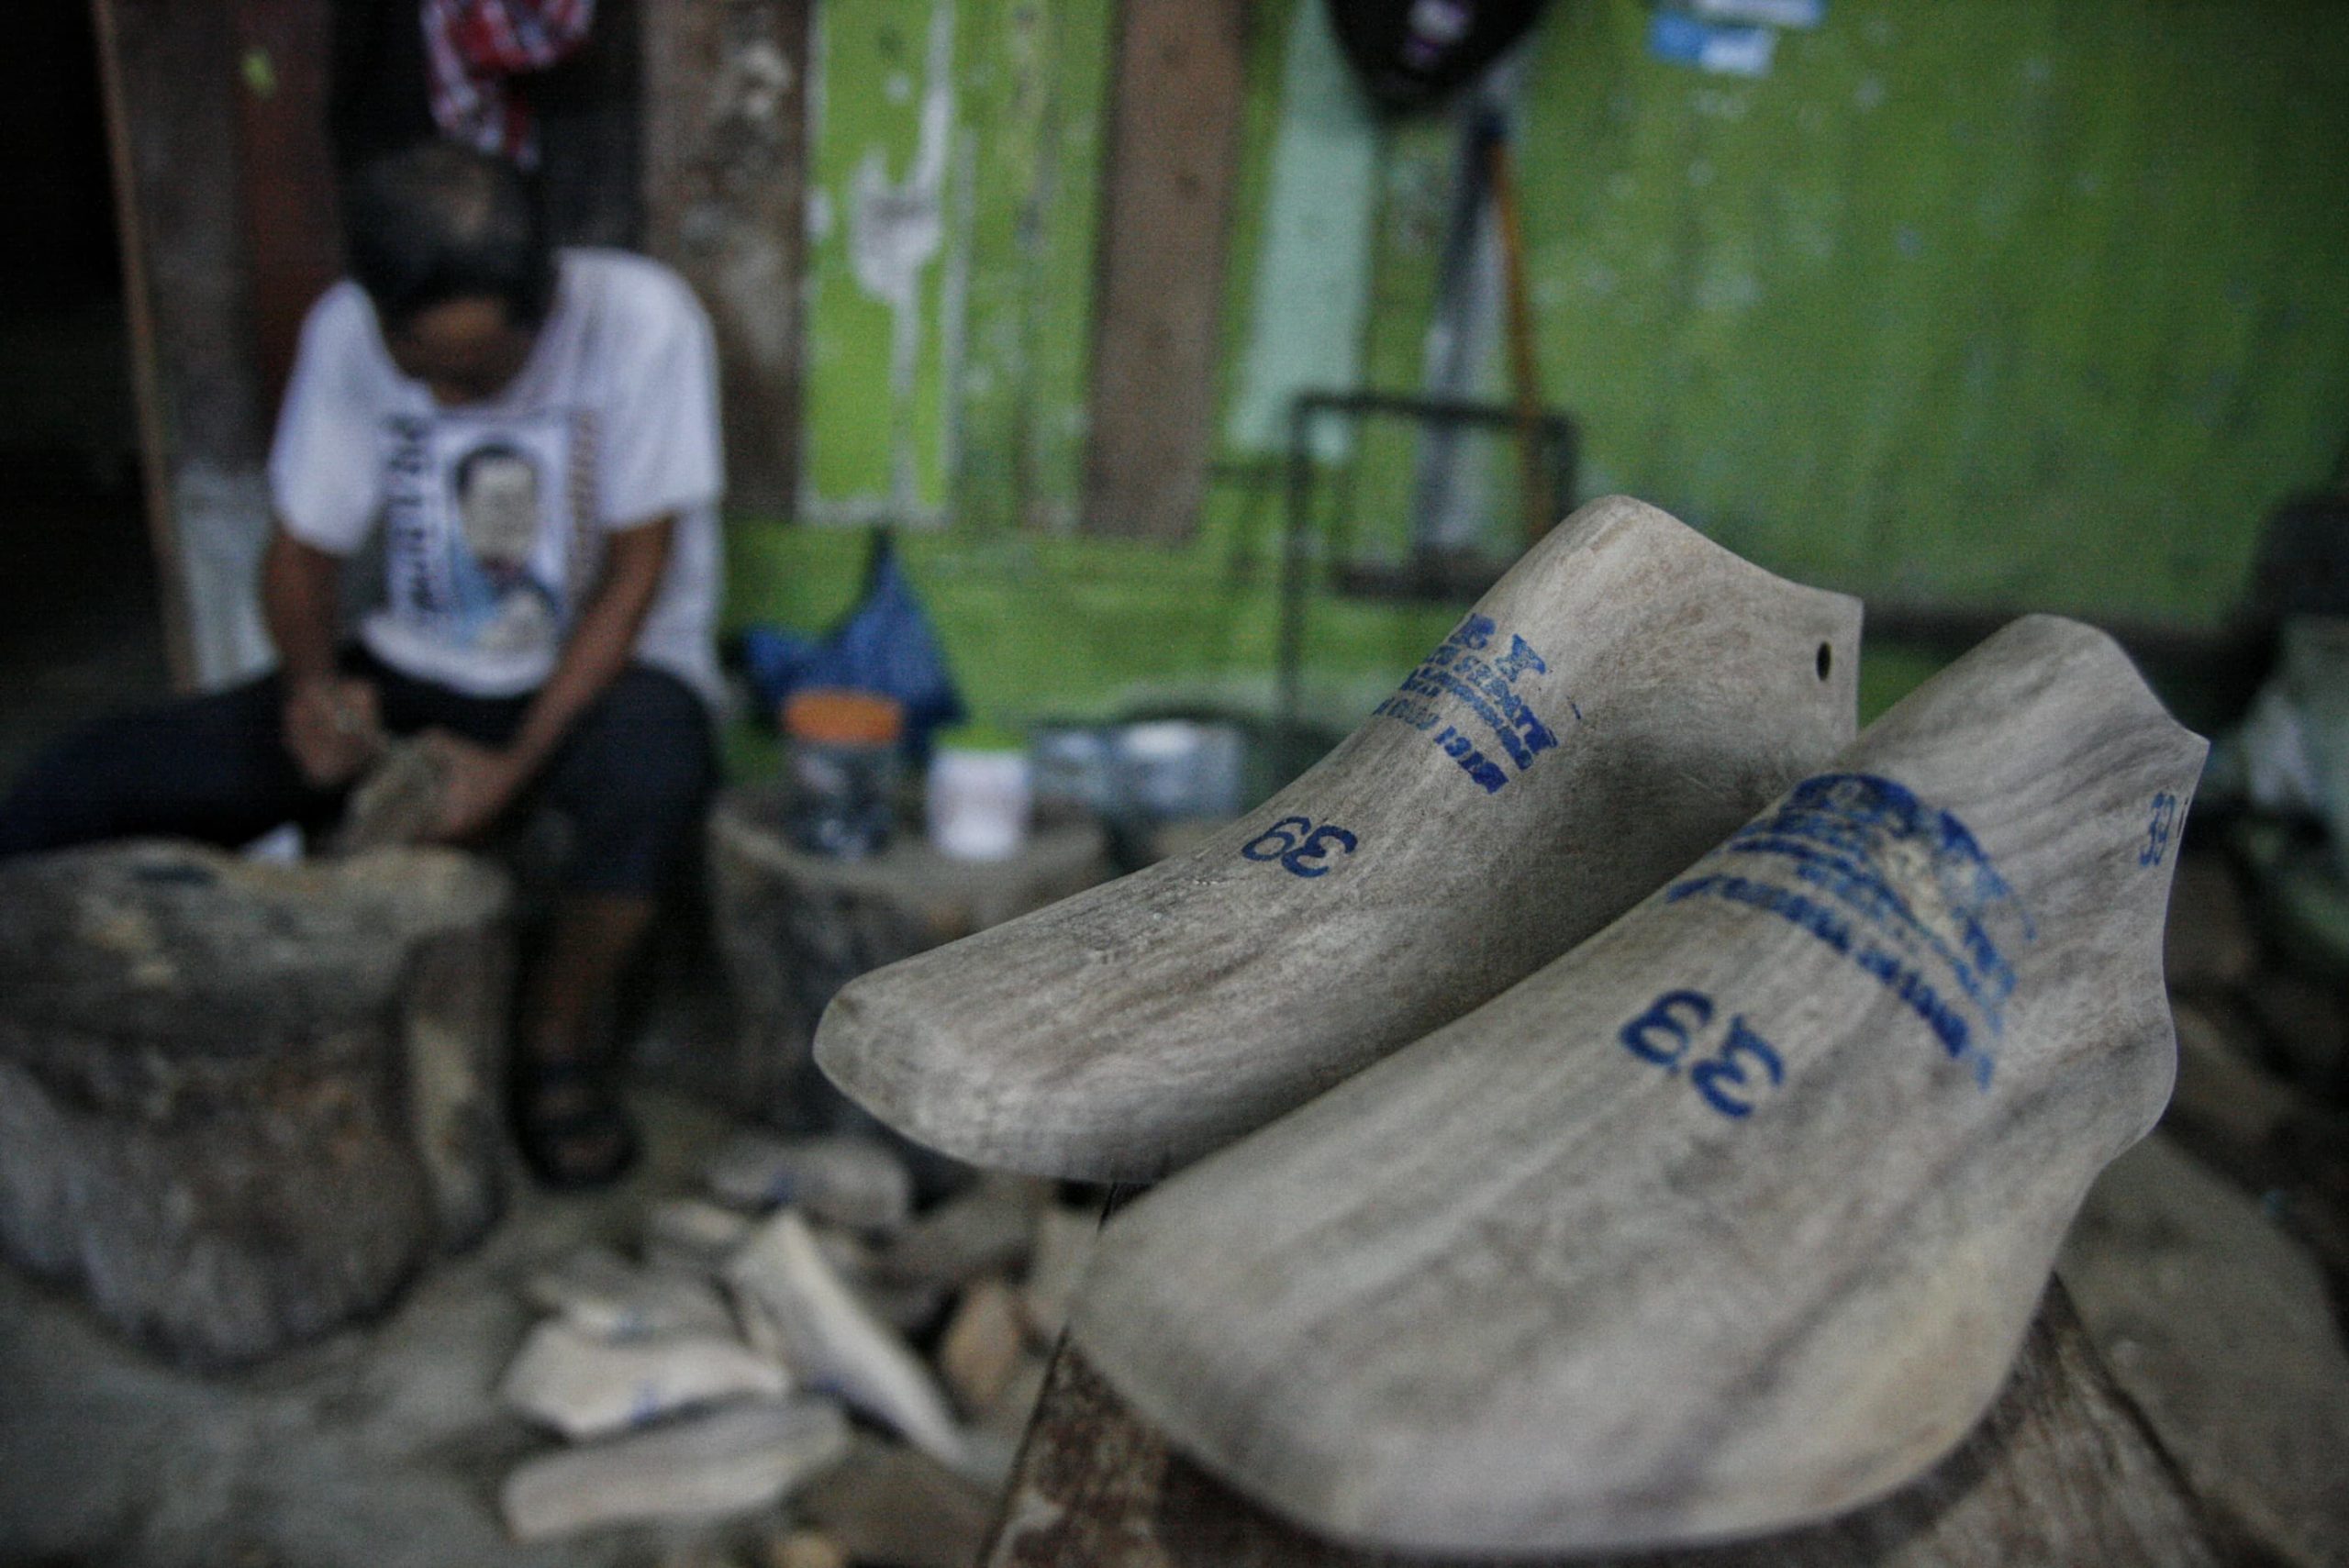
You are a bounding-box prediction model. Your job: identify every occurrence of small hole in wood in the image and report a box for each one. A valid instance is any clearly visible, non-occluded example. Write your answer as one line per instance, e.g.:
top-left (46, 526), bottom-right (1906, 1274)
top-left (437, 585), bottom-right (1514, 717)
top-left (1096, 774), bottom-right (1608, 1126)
top-left (1816, 641), bottom-right (1833, 681)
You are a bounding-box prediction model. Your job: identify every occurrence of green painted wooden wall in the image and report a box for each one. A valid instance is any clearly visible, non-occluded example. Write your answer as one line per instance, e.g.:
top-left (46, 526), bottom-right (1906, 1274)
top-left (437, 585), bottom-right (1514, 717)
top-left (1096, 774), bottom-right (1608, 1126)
top-left (1504, 0), bottom-right (2349, 627)
top-left (740, 0), bottom-right (2349, 740)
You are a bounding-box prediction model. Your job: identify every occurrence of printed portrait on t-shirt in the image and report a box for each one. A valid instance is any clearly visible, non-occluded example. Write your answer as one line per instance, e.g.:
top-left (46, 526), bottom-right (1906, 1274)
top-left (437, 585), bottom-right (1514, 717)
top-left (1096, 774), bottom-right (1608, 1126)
top-left (450, 440), bottom-right (561, 656)
top-left (379, 411), bottom-right (587, 669)
top-left (454, 443), bottom-right (540, 572)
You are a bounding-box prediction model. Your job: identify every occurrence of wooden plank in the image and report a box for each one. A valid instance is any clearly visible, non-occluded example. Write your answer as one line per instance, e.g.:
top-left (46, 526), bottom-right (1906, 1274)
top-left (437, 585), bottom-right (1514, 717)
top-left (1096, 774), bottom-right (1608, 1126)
top-left (229, 0), bottom-right (340, 413)
top-left (639, 0), bottom-right (812, 517)
top-left (92, 0), bottom-right (273, 689)
top-left (90, 0), bottom-right (195, 689)
top-left (95, 0), bottom-right (268, 478)
top-left (984, 1282), bottom-right (2229, 1568)
top-left (1080, 0), bottom-right (1252, 541)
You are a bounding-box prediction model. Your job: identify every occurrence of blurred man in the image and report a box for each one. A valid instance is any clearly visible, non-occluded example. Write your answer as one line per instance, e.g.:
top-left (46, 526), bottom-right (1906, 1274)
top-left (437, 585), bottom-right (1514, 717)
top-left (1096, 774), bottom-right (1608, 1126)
top-left (0, 139), bottom-right (726, 1186)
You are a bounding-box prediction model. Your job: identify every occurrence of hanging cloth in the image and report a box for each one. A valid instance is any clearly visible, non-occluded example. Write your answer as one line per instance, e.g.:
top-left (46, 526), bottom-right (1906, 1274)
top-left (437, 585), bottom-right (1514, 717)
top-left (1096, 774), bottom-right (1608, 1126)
top-left (736, 531), bottom-right (971, 764)
top-left (421, 0), bottom-right (597, 167)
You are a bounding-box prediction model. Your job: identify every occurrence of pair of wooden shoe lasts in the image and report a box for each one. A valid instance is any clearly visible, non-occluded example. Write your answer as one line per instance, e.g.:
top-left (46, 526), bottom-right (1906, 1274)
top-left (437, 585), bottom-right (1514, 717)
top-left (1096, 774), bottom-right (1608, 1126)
top-left (814, 495), bottom-right (2207, 1556)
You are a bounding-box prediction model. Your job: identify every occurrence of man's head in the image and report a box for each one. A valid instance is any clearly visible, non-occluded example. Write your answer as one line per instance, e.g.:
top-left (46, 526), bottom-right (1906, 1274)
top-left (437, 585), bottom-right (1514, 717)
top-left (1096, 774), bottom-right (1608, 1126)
top-left (344, 141), bottom-right (555, 406)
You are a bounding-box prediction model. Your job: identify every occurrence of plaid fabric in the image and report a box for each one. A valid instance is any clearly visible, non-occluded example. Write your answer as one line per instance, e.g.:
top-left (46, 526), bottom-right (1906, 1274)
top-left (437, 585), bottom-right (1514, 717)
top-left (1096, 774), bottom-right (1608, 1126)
top-left (421, 0), bottom-right (596, 166)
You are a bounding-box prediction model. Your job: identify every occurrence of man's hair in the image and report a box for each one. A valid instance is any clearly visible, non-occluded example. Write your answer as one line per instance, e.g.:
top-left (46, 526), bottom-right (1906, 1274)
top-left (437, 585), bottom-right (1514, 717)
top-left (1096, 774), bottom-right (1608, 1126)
top-left (343, 141), bottom-right (556, 334)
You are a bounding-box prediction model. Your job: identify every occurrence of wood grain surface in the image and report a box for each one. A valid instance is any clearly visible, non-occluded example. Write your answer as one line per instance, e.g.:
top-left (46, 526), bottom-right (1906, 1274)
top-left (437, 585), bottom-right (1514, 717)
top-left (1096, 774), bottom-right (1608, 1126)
top-left (0, 840), bottom-right (513, 1364)
top-left (639, 0), bottom-right (813, 515)
top-left (1081, 0), bottom-right (1253, 541)
top-left (816, 496), bottom-right (1862, 1182)
top-left (1067, 616), bottom-right (2209, 1552)
top-left (987, 1283), bottom-right (2230, 1568)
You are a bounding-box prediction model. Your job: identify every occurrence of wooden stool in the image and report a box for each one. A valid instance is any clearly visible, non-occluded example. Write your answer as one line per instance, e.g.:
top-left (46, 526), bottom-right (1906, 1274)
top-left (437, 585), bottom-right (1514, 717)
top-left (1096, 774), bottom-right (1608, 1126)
top-left (706, 784), bottom-right (1111, 1129)
top-left (0, 840), bottom-right (513, 1366)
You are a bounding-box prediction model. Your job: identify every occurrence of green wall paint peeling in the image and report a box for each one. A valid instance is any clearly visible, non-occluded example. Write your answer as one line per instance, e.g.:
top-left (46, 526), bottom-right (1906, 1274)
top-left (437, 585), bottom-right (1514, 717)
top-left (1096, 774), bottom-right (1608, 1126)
top-left (801, 0), bottom-right (957, 523)
top-left (799, 0), bottom-right (1108, 532)
top-left (950, 0), bottom-right (1112, 535)
top-left (740, 0), bottom-right (2349, 743)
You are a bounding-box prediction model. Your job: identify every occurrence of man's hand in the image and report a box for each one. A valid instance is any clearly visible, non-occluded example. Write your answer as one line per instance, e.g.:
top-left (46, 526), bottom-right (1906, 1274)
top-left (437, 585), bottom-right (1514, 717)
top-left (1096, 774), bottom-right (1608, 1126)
top-left (419, 729), bottom-right (531, 843)
top-left (283, 676), bottom-right (384, 787)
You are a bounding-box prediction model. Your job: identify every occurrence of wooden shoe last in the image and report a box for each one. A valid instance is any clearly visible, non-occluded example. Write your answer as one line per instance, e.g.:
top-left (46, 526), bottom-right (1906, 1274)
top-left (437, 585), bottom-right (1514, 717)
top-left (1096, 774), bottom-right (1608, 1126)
top-left (1068, 616), bottom-right (2207, 1553)
top-left (817, 497), bottom-right (1862, 1182)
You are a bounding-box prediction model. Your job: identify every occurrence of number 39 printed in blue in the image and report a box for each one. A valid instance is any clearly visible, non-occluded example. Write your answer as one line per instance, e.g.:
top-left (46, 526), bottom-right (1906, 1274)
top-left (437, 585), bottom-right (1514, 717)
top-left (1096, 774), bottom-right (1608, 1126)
top-left (1619, 989), bottom-right (1786, 1119)
top-left (1241, 816), bottom-right (1359, 879)
top-left (2141, 792), bottom-right (2179, 868)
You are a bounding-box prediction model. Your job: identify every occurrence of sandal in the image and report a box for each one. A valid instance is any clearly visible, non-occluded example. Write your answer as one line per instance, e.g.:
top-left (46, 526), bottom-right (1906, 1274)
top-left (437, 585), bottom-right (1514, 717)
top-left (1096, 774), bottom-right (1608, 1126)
top-left (513, 1054), bottom-right (640, 1190)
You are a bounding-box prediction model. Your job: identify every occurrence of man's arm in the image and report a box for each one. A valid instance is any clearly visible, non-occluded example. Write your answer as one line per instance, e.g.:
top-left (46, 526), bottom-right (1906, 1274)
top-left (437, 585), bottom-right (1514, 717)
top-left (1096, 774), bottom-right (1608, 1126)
top-left (262, 528), bottom-right (381, 785)
top-left (425, 515), bottom-right (675, 840)
top-left (262, 529), bottom-right (343, 686)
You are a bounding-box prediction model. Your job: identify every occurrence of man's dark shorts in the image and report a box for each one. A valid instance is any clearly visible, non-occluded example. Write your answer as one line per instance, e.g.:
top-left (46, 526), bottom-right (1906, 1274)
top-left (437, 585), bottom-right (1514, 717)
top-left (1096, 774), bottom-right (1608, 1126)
top-left (0, 647), bottom-right (717, 896)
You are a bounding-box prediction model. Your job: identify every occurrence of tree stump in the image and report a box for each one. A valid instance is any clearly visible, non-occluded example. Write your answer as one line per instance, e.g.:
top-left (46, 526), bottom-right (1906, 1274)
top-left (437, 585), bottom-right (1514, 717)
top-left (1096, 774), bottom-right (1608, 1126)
top-left (0, 840), bottom-right (513, 1366)
top-left (707, 785), bottom-right (1111, 1129)
top-left (984, 1281), bottom-right (2237, 1568)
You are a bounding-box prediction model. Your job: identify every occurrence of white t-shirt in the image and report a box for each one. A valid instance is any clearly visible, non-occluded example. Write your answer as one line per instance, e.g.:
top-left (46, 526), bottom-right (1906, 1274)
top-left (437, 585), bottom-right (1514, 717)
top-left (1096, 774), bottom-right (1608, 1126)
top-left (269, 249), bottom-right (725, 706)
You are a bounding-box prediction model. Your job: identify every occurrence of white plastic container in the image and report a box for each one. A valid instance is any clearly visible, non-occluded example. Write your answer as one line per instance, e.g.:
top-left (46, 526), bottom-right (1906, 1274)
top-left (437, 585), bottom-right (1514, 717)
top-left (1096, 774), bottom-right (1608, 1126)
top-left (927, 749), bottom-right (1032, 861)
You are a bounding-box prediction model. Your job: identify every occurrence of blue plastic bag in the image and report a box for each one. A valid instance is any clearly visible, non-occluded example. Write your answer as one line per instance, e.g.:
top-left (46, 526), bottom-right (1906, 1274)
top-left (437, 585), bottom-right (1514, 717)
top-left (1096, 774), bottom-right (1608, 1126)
top-left (738, 531), bottom-right (968, 757)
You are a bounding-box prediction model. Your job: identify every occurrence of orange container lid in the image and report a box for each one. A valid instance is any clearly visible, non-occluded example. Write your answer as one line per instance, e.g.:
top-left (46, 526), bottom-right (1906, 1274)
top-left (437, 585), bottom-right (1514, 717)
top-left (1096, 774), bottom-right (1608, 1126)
top-left (784, 688), bottom-right (906, 748)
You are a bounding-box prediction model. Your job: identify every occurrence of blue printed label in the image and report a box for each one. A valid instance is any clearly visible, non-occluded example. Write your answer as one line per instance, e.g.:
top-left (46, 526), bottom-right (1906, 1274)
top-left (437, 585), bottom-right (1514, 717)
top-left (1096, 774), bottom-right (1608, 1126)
top-left (1664, 773), bottom-right (2033, 1089)
top-left (2141, 792), bottom-right (2180, 867)
top-left (1372, 613), bottom-right (1574, 795)
top-left (1618, 988), bottom-right (1787, 1119)
top-left (1241, 817), bottom-right (1359, 878)
top-left (1647, 11), bottom-right (1777, 76)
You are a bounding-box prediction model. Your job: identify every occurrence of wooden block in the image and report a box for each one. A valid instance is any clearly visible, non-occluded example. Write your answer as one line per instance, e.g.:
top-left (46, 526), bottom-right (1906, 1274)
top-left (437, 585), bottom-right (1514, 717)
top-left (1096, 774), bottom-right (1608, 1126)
top-left (940, 1278), bottom-right (1029, 1416)
top-left (725, 1209), bottom-right (966, 1466)
top-left (817, 496), bottom-right (1862, 1182)
top-left (985, 1285), bottom-right (2228, 1567)
top-left (645, 1196), bottom-right (759, 1275)
top-left (0, 841), bottom-right (510, 1365)
top-left (704, 1131), bottom-right (915, 1232)
top-left (500, 1398), bottom-right (849, 1542)
top-left (498, 1319), bottom-right (790, 1441)
top-left (707, 799), bottom-right (1111, 1125)
top-left (328, 738), bottom-right (448, 855)
top-left (1067, 616), bottom-right (2207, 1552)
top-left (393, 851), bottom-right (515, 1254)
top-left (523, 1245), bottom-right (739, 1341)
